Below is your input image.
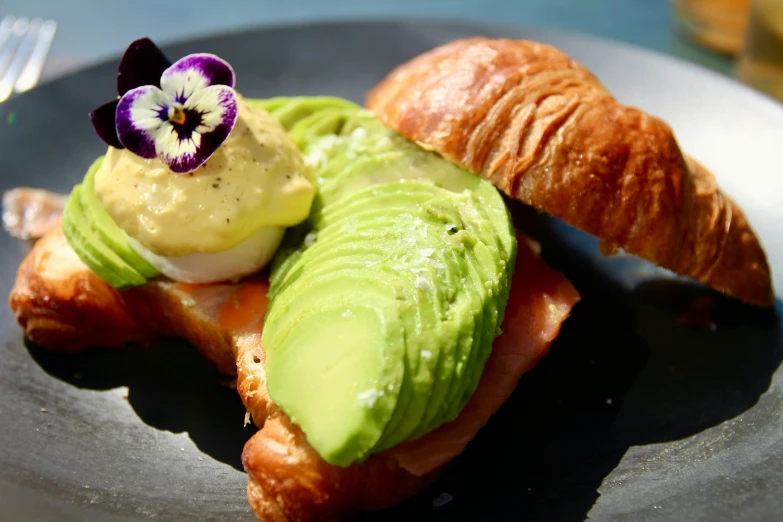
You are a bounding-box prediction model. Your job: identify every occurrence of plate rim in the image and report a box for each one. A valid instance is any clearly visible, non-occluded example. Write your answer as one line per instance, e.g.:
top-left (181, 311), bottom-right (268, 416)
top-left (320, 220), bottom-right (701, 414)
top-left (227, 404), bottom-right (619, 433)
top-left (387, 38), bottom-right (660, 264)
top-left (25, 17), bottom-right (783, 112)
top-left (2, 18), bottom-right (781, 522)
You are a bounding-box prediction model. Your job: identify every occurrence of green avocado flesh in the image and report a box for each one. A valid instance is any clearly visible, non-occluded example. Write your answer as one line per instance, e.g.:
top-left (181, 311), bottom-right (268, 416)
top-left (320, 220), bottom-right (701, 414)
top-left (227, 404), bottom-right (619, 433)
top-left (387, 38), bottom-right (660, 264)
top-left (62, 184), bottom-right (147, 288)
top-left (257, 97), bottom-right (517, 466)
top-left (61, 157), bottom-right (160, 289)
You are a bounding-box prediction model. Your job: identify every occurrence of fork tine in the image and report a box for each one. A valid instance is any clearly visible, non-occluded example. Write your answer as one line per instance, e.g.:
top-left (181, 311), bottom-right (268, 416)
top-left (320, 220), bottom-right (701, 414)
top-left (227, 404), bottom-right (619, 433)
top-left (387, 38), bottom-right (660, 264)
top-left (0, 17), bottom-right (41, 102)
top-left (14, 19), bottom-right (56, 94)
top-left (0, 16), bottom-right (16, 50)
top-left (0, 17), bottom-right (26, 78)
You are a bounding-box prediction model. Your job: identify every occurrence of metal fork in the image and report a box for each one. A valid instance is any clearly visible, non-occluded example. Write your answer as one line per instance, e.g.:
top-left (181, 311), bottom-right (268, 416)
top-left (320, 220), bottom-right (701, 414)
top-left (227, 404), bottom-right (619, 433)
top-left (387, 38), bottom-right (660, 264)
top-left (0, 16), bottom-right (57, 103)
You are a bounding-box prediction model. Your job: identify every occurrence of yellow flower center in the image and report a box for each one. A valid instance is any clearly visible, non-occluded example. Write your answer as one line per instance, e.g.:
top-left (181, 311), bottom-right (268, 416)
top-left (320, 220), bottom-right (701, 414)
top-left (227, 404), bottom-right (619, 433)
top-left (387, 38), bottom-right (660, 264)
top-left (170, 105), bottom-right (187, 125)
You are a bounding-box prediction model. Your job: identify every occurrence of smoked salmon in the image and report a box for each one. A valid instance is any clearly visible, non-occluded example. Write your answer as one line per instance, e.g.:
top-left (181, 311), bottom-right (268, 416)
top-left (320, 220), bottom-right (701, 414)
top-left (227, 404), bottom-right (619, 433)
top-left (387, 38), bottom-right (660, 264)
top-left (2, 188), bottom-right (67, 241)
top-left (9, 213), bottom-right (578, 521)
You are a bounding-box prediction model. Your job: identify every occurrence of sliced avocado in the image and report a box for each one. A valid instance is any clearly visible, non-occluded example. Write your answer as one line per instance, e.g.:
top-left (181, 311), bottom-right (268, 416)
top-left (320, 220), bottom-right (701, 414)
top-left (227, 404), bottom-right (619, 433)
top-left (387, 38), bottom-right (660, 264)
top-left (379, 223), bottom-right (461, 449)
top-left (62, 185), bottom-right (146, 289)
top-left (411, 236), bottom-right (477, 434)
top-left (392, 181), bottom-right (514, 427)
top-left (472, 182), bottom-right (517, 272)
top-left (245, 96), bottom-right (292, 115)
top-left (317, 150), bottom-right (489, 209)
top-left (266, 300), bottom-right (404, 467)
top-left (263, 268), bottom-right (407, 466)
top-left (268, 209), bottom-right (425, 291)
top-left (457, 277), bottom-right (514, 412)
top-left (275, 228), bottom-right (450, 454)
top-left (268, 218), bottom-right (437, 330)
top-left (288, 108), bottom-right (353, 150)
top-left (312, 186), bottom-right (469, 451)
top-left (439, 214), bottom-right (511, 421)
top-left (300, 118), bottom-right (400, 179)
top-left (262, 99), bottom-right (517, 466)
top-left (265, 259), bottom-right (406, 344)
top-left (62, 196), bottom-right (129, 289)
top-left (314, 183), bottom-right (505, 440)
top-left (267, 223), bottom-right (313, 285)
top-left (268, 191), bottom-right (461, 455)
top-left (441, 236), bottom-right (495, 415)
top-left (80, 157), bottom-right (160, 279)
top-left (316, 179), bottom-right (447, 228)
top-left (265, 265), bottom-right (396, 346)
top-left (263, 96), bottom-right (360, 131)
top-left (450, 189), bottom-right (517, 414)
top-left (296, 115), bottom-right (404, 214)
top-left (377, 215), bottom-right (481, 447)
top-left (318, 152), bottom-right (414, 207)
top-left (268, 270), bottom-right (416, 372)
top-left (269, 240), bottom-right (392, 299)
top-left (436, 237), bottom-right (490, 424)
top-left (310, 106), bottom-right (386, 143)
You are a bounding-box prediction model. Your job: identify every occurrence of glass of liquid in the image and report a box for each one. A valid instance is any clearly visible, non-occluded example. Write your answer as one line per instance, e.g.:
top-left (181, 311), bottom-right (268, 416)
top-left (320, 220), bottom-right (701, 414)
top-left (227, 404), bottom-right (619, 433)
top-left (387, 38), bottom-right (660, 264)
top-left (672, 0), bottom-right (752, 54)
top-left (736, 0), bottom-right (783, 102)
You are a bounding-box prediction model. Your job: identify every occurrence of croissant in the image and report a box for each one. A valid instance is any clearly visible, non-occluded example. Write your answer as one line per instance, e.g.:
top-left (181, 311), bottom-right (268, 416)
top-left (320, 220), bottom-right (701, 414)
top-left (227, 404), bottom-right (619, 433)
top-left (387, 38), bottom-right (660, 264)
top-left (9, 221), bottom-right (579, 521)
top-left (14, 35), bottom-right (765, 521)
top-left (366, 37), bottom-right (774, 307)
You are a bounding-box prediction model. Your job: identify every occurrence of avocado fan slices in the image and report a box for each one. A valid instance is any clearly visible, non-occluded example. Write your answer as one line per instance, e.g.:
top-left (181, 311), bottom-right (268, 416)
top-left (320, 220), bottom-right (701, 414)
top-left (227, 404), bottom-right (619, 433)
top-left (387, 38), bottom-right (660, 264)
top-left (61, 156), bottom-right (161, 289)
top-left (260, 98), bottom-right (517, 467)
top-left (59, 94), bottom-right (518, 468)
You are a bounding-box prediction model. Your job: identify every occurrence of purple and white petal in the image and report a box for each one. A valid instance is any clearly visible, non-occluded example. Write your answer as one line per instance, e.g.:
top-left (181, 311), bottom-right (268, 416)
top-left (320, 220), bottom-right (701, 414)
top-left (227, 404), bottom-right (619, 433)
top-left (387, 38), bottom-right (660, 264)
top-left (116, 85), bottom-right (170, 159)
top-left (154, 124), bottom-right (203, 174)
top-left (89, 98), bottom-right (122, 149)
top-left (117, 37), bottom-right (171, 95)
top-left (160, 53), bottom-right (235, 103)
top-left (184, 85), bottom-right (238, 134)
top-left (155, 86), bottom-right (237, 173)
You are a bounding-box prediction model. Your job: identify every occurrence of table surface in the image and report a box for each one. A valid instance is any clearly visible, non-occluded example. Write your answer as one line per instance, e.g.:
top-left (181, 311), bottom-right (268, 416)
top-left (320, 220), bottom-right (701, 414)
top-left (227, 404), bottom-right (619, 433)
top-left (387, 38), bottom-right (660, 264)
top-left (0, 0), bottom-right (739, 86)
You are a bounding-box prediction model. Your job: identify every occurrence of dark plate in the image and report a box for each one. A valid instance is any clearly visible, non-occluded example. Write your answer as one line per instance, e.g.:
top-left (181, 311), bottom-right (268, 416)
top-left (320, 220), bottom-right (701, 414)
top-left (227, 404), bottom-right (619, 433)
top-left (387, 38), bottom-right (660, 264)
top-left (1, 19), bottom-right (781, 522)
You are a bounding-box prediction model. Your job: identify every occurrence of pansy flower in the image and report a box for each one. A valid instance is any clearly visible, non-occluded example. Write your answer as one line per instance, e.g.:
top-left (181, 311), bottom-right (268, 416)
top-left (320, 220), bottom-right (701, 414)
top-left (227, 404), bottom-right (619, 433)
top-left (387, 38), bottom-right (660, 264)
top-left (89, 38), bottom-right (238, 174)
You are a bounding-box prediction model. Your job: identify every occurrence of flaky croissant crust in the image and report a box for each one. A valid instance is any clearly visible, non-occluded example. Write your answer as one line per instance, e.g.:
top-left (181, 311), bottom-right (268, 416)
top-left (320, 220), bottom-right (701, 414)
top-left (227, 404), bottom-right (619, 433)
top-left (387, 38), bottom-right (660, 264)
top-left (8, 225), bottom-right (431, 521)
top-left (9, 223), bottom-right (578, 521)
top-left (367, 37), bottom-right (773, 306)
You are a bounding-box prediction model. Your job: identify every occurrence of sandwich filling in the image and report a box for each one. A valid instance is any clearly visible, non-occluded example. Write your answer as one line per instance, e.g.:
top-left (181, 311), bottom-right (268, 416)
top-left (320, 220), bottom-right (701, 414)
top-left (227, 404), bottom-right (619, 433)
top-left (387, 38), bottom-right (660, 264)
top-left (60, 82), bottom-right (518, 466)
top-left (255, 97), bottom-right (517, 466)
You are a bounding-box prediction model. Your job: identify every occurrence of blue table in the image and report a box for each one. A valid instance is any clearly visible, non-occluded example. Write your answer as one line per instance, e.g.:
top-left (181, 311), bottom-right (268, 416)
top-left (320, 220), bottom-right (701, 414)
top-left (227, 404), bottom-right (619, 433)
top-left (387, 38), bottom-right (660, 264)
top-left (0, 0), bottom-right (737, 83)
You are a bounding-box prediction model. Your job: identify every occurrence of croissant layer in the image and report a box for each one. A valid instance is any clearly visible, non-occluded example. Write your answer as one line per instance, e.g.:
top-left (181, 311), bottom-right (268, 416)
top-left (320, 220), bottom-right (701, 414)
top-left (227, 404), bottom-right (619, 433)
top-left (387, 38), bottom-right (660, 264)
top-left (9, 223), bottom-right (579, 521)
top-left (366, 37), bottom-right (773, 306)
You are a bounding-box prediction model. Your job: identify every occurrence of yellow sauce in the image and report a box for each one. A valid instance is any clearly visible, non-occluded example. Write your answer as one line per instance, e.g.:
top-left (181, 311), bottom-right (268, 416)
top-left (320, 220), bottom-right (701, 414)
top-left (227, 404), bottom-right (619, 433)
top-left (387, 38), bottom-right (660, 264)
top-left (95, 94), bottom-right (314, 257)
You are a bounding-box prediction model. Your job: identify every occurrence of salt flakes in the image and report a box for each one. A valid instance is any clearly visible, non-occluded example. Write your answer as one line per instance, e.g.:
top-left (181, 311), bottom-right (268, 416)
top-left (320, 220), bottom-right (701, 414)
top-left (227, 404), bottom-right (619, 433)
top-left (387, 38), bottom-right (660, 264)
top-left (416, 277), bottom-right (431, 291)
top-left (357, 388), bottom-right (383, 407)
top-left (304, 232), bottom-right (318, 248)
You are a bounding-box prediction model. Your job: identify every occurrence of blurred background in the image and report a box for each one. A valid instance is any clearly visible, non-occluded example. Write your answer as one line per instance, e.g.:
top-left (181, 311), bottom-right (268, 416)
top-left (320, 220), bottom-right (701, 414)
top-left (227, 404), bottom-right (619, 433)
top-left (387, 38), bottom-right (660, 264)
top-left (0, 0), bottom-right (781, 102)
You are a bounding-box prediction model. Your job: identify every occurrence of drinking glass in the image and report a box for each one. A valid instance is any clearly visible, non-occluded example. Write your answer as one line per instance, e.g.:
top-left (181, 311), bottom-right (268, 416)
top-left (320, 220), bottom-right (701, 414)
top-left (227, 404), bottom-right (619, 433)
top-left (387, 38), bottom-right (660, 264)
top-left (736, 0), bottom-right (783, 101)
top-left (672, 0), bottom-right (752, 54)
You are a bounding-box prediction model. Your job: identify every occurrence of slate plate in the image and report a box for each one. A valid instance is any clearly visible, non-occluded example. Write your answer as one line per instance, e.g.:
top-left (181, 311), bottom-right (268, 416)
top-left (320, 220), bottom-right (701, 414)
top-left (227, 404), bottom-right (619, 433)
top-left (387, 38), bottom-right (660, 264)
top-left (1, 19), bottom-right (781, 522)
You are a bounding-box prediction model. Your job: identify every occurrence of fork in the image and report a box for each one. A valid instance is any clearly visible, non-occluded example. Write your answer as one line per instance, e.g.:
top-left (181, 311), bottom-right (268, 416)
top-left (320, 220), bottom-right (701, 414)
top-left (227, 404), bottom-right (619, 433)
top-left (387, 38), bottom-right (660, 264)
top-left (0, 16), bottom-right (57, 103)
